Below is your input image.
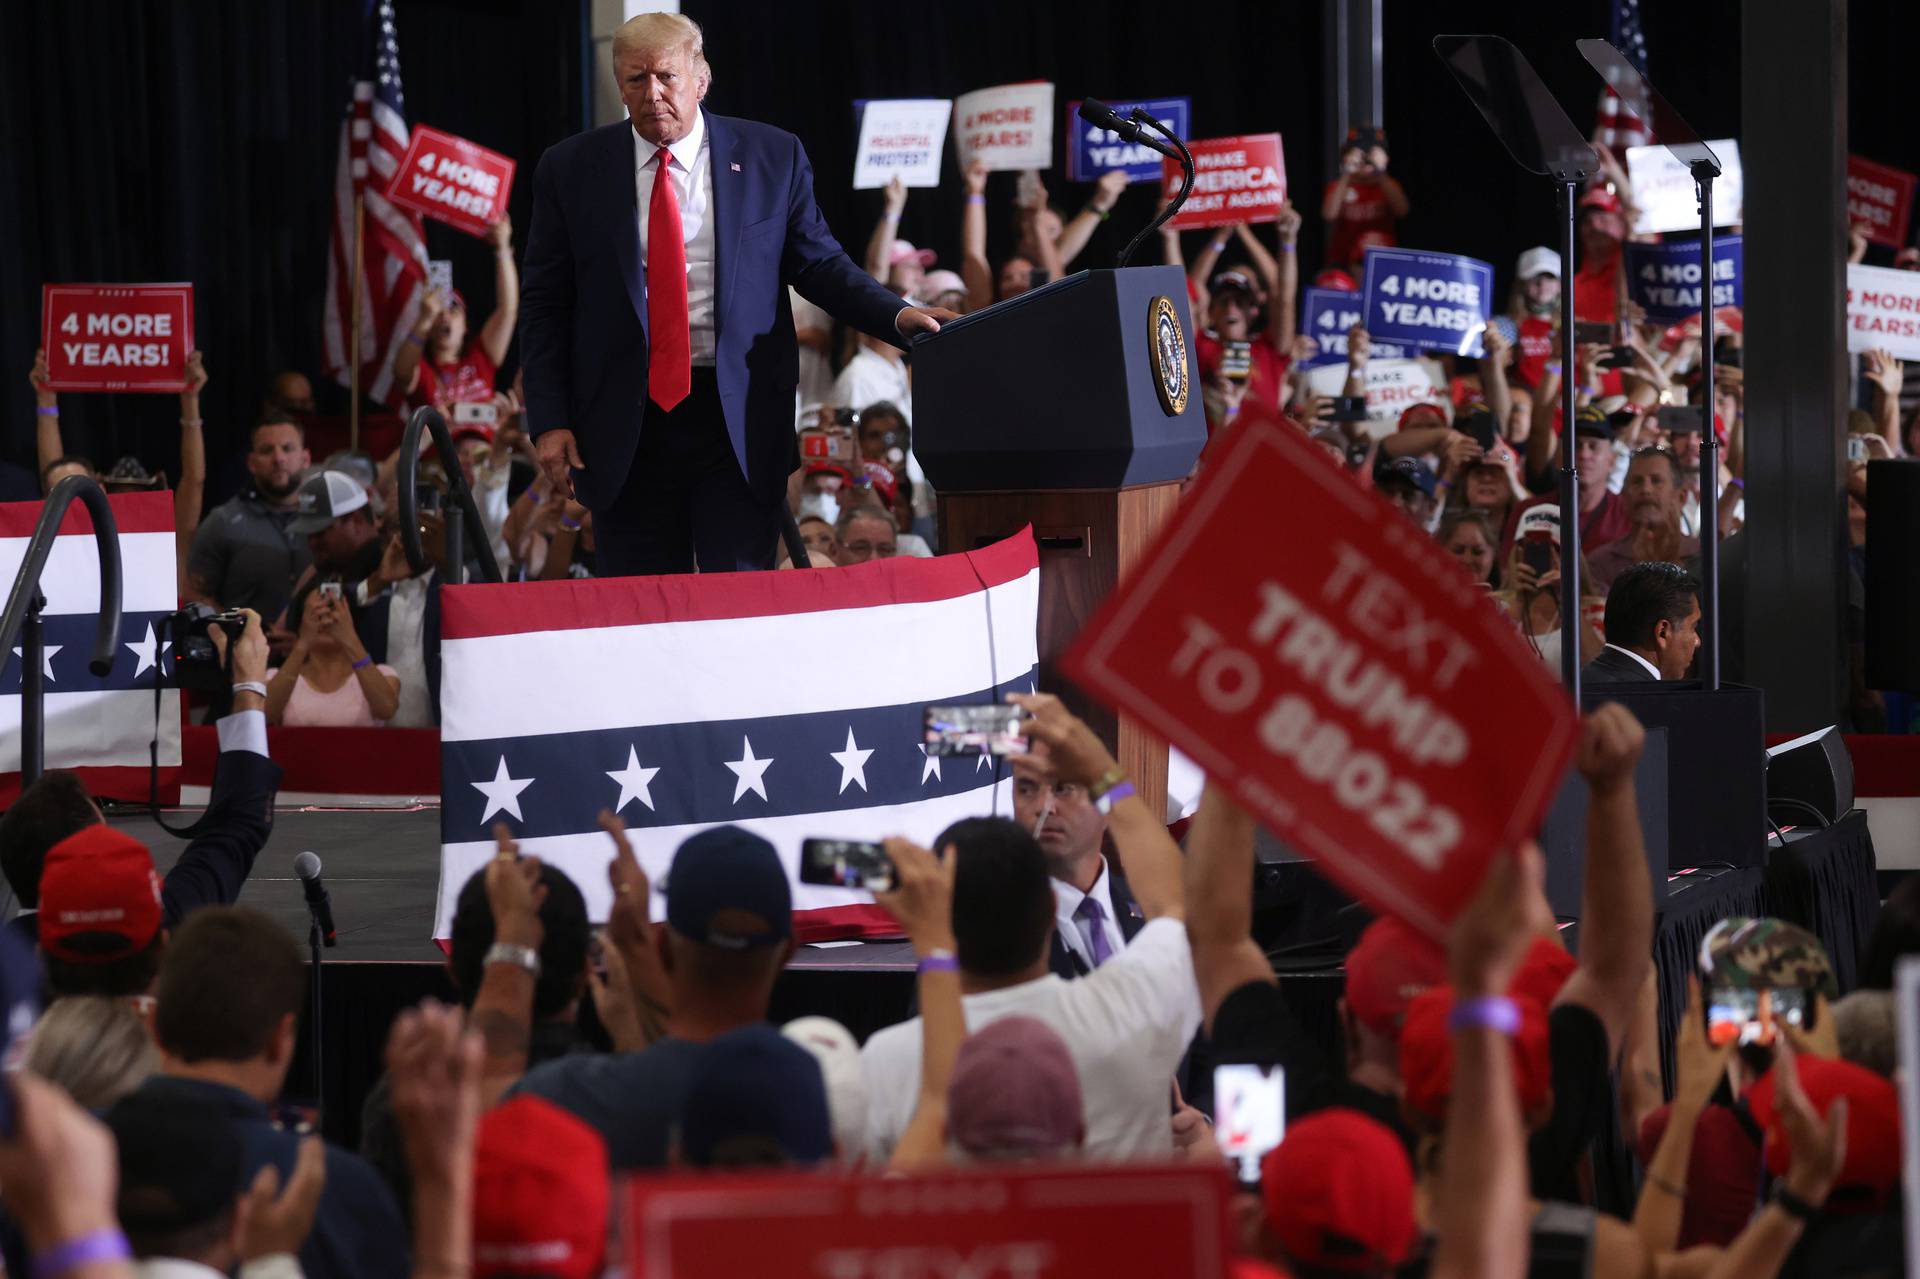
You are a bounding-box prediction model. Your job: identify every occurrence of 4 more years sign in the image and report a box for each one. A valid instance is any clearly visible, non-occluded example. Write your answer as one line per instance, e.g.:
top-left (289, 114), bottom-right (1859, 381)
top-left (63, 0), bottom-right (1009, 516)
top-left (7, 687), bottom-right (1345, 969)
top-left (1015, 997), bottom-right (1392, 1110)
top-left (41, 285), bottom-right (194, 392)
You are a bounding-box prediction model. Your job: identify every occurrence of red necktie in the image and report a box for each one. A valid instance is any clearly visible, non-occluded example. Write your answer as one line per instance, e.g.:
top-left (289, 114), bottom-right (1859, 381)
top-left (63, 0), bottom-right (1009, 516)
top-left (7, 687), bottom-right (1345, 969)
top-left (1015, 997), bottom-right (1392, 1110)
top-left (647, 149), bottom-right (691, 411)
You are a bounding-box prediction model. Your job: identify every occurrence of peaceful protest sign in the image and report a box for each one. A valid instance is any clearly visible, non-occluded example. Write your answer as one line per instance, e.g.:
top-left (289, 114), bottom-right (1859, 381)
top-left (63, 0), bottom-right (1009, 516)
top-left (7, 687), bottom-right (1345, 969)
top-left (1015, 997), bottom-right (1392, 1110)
top-left (1848, 155), bottom-right (1917, 250)
top-left (1360, 247), bottom-right (1493, 358)
top-left (1163, 134), bottom-right (1287, 231)
top-left (40, 284), bottom-right (195, 392)
top-left (1846, 264), bottom-right (1920, 362)
top-left (1623, 236), bottom-right (1743, 325)
top-left (952, 82), bottom-right (1054, 172)
top-left (852, 99), bottom-right (952, 189)
top-left (1299, 286), bottom-right (1409, 369)
top-left (385, 125), bottom-right (515, 237)
top-left (1626, 138), bottom-right (1743, 235)
top-left (1065, 96), bottom-right (1190, 184)
top-left (1066, 415), bottom-right (1578, 941)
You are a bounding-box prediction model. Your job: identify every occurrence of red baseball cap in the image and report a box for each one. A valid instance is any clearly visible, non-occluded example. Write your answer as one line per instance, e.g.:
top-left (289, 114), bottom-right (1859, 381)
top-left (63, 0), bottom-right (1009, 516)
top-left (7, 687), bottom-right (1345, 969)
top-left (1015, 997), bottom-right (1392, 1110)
top-left (1744, 1054), bottom-right (1901, 1209)
top-left (1313, 268), bottom-right (1359, 292)
top-left (1578, 186), bottom-right (1622, 214)
top-left (1398, 988), bottom-right (1552, 1123)
top-left (37, 826), bottom-right (162, 964)
top-left (1507, 937), bottom-right (1577, 1012)
top-left (1343, 917), bottom-right (1448, 1037)
top-left (858, 461), bottom-right (899, 505)
top-left (473, 1097), bottom-right (609, 1279)
top-left (1394, 403), bottom-right (1449, 433)
top-left (1260, 1108), bottom-right (1416, 1272)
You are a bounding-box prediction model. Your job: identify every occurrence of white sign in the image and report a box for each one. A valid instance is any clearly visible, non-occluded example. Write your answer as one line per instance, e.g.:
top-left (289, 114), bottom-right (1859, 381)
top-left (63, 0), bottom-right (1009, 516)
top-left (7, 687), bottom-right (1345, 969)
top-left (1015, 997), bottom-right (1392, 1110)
top-left (1305, 357), bottom-right (1446, 431)
top-left (953, 82), bottom-right (1055, 172)
top-left (853, 99), bottom-right (952, 190)
top-left (1625, 139), bottom-right (1743, 235)
top-left (1847, 263), bottom-right (1920, 362)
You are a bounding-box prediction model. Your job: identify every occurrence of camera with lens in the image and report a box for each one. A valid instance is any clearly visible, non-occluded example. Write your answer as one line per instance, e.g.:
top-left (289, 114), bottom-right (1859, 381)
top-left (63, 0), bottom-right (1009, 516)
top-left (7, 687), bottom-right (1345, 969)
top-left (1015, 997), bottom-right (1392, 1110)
top-left (164, 603), bottom-right (248, 693)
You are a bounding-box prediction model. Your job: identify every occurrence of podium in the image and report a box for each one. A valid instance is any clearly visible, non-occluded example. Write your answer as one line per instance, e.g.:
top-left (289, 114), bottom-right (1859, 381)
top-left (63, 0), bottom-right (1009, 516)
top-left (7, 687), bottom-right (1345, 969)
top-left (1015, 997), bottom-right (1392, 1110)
top-left (912, 266), bottom-right (1208, 819)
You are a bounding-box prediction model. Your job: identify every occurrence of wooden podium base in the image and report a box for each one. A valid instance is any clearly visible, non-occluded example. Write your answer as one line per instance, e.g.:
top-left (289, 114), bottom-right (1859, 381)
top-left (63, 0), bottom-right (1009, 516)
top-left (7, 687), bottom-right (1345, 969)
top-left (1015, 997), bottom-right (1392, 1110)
top-left (939, 483), bottom-right (1183, 821)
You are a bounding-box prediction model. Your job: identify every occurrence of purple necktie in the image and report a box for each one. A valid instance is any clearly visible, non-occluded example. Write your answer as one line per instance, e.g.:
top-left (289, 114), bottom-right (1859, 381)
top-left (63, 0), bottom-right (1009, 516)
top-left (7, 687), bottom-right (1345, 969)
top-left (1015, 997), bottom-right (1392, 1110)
top-left (1076, 895), bottom-right (1114, 967)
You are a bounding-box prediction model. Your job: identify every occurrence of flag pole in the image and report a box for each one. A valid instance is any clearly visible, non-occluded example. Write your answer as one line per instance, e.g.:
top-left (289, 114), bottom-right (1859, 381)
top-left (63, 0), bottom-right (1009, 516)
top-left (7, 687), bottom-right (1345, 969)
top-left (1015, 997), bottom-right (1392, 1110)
top-left (349, 190), bottom-right (365, 452)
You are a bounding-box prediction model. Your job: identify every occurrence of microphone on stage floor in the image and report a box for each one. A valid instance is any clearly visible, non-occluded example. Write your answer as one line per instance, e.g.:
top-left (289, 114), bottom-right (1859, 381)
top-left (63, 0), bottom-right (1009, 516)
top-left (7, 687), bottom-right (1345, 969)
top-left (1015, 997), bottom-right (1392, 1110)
top-left (294, 851), bottom-right (338, 948)
top-left (1078, 99), bottom-right (1182, 162)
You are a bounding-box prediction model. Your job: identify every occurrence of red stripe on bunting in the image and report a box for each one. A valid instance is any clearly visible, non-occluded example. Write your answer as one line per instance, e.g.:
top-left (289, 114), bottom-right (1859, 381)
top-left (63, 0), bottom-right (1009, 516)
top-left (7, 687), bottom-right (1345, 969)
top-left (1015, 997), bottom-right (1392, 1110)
top-left (0, 490), bottom-right (175, 538)
top-left (441, 527), bottom-right (1040, 640)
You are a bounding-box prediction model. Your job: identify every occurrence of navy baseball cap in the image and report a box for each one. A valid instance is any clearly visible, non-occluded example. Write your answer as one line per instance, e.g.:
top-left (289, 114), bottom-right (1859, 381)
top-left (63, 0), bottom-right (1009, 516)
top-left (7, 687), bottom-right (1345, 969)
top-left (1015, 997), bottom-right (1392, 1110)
top-left (680, 1025), bottom-right (833, 1167)
top-left (664, 826), bottom-right (791, 949)
top-left (1376, 456), bottom-right (1438, 499)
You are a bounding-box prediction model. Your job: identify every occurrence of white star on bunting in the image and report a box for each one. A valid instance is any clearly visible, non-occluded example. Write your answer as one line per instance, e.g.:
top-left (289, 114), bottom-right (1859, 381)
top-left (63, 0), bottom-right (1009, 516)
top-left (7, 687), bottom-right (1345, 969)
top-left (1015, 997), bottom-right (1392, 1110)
top-left (11, 645), bottom-right (61, 681)
top-left (917, 744), bottom-right (942, 784)
top-left (125, 623), bottom-right (169, 678)
top-left (829, 727), bottom-right (874, 794)
top-left (472, 755), bottom-right (534, 824)
top-left (724, 736), bottom-right (773, 804)
top-left (607, 746), bottom-right (661, 814)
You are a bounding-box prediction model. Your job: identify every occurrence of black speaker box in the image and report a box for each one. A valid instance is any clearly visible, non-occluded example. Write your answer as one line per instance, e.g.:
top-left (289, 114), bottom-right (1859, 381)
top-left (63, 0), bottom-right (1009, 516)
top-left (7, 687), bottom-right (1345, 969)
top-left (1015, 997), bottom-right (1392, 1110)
top-left (1764, 725), bottom-right (1854, 824)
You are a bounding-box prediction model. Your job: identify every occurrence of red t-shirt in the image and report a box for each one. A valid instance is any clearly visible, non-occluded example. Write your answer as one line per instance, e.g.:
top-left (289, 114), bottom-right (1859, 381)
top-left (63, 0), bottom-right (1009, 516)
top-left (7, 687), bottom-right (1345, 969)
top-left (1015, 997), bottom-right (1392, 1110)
top-left (410, 344), bottom-right (498, 411)
top-left (1195, 333), bottom-right (1291, 422)
top-left (1322, 176), bottom-right (1398, 268)
top-left (1573, 248), bottom-right (1621, 324)
top-left (1515, 314), bottom-right (1556, 388)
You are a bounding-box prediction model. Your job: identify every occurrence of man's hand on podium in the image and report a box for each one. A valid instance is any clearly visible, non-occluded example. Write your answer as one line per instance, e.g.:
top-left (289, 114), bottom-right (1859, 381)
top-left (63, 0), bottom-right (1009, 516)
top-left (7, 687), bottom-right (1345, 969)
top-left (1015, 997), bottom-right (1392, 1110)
top-left (896, 305), bottom-right (960, 340)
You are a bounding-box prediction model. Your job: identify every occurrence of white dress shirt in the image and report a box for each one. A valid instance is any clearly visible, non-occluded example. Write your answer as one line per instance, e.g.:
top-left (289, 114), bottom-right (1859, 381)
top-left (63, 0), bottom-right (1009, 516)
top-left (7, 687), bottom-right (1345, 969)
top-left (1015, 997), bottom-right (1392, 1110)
top-left (633, 109), bottom-right (717, 364)
top-left (1602, 642), bottom-right (1662, 679)
top-left (860, 917), bottom-right (1202, 1162)
top-left (1050, 860), bottom-right (1129, 971)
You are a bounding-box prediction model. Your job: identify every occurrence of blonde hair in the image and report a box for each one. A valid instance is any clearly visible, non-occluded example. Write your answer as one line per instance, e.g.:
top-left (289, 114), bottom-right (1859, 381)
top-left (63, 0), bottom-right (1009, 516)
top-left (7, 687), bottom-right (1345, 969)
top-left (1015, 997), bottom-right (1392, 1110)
top-left (23, 996), bottom-right (159, 1111)
top-left (611, 12), bottom-right (710, 79)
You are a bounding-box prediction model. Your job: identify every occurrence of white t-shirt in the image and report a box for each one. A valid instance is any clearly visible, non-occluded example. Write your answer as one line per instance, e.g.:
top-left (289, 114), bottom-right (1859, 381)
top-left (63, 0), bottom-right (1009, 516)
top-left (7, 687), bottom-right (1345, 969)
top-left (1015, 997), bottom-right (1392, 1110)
top-left (790, 288), bottom-right (836, 414)
top-left (833, 346), bottom-right (912, 422)
top-left (859, 917), bottom-right (1201, 1162)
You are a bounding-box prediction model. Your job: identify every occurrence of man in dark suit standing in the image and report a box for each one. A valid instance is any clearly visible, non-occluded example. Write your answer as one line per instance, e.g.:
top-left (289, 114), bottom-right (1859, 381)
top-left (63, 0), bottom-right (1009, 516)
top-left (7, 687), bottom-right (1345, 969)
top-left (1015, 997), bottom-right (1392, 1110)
top-left (521, 13), bottom-right (954, 575)
top-left (1583, 560), bottom-right (1702, 685)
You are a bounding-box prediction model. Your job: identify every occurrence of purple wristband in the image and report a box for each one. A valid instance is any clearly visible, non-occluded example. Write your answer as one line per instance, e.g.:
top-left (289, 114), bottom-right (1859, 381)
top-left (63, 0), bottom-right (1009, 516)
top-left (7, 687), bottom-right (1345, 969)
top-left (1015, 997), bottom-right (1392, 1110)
top-left (32, 1231), bottom-right (132, 1279)
top-left (351, 654), bottom-right (373, 671)
top-left (1097, 781), bottom-right (1137, 812)
top-left (35, 405), bottom-right (58, 417)
top-left (916, 953), bottom-right (959, 975)
top-left (966, 194), bottom-right (986, 206)
top-left (559, 515), bottom-right (582, 532)
top-left (1447, 995), bottom-right (1520, 1036)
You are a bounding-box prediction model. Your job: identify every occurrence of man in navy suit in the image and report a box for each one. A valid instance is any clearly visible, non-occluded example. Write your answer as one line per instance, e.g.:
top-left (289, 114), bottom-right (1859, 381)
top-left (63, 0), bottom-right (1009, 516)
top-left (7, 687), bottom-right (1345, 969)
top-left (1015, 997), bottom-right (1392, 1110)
top-left (521, 13), bottom-right (954, 576)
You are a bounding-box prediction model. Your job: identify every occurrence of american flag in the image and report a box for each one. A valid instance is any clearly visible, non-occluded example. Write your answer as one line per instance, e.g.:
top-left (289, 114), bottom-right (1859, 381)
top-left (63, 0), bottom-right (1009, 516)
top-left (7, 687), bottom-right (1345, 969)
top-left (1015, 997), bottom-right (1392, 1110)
top-left (322, 0), bottom-right (429, 406)
top-left (1594, 0), bottom-right (1654, 151)
top-left (430, 532), bottom-right (1042, 943)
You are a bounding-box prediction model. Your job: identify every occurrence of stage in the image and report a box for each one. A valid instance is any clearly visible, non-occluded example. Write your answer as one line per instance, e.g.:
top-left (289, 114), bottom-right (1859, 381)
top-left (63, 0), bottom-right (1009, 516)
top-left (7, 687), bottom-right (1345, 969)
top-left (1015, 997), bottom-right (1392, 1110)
top-left (81, 798), bottom-right (1883, 1163)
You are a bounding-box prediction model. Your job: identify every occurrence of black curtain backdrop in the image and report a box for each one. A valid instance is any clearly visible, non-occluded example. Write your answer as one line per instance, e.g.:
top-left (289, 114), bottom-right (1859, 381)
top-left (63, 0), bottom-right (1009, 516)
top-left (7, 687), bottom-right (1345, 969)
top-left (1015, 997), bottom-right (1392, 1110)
top-left (0, 0), bottom-right (582, 504)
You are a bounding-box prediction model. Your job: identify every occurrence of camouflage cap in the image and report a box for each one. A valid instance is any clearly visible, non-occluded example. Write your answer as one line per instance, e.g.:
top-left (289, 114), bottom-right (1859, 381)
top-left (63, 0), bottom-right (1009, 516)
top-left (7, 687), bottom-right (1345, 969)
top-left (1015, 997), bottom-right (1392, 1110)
top-left (1698, 916), bottom-right (1838, 1000)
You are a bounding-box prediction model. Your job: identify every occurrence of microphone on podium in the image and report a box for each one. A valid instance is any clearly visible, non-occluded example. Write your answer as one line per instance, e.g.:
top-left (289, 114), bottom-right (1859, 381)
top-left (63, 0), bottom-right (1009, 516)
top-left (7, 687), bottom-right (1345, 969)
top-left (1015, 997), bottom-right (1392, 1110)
top-left (1077, 99), bottom-right (1195, 268)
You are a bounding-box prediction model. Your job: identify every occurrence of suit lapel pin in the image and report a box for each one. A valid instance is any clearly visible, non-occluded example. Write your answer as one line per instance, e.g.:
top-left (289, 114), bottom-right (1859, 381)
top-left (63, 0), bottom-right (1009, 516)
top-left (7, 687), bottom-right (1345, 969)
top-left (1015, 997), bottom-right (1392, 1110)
top-left (729, 162), bottom-right (741, 172)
